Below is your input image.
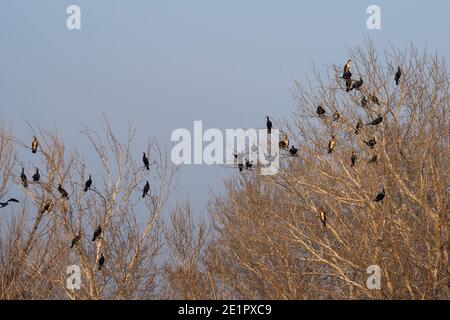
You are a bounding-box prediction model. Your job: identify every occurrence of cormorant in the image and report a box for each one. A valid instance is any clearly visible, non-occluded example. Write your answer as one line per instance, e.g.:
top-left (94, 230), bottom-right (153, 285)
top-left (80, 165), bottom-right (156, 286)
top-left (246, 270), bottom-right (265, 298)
top-left (98, 253), bottom-right (105, 271)
top-left (84, 175), bottom-right (92, 192)
top-left (32, 168), bottom-right (40, 182)
top-left (316, 105), bottom-right (326, 117)
top-left (395, 67), bottom-right (402, 85)
top-left (21, 168), bottom-right (28, 188)
top-left (368, 153), bottom-right (379, 164)
top-left (142, 181), bottom-right (150, 198)
top-left (361, 96), bottom-right (368, 108)
top-left (343, 59), bottom-right (352, 79)
top-left (71, 234), bottom-right (81, 248)
top-left (92, 225), bottom-right (102, 242)
top-left (143, 152), bottom-right (150, 171)
top-left (31, 136), bottom-right (38, 154)
top-left (351, 151), bottom-right (357, 167)
top-left (58, 184), bottom-right (69, 199)
top-left (374, 188), bottom-right (385, 203)
top-left (245, 160), bottom-right (252, 170)
top-left (367, 116), bottom-right (383, 126)
top-left (289, 146), bottom-right (298, 156)
top-left (238, 163), bottom-right (243, 172)
top-left (328, 136), bottom-right (336, 153)
top-left (266, 116), bottom-right (272, 134)
top-left (352, 77), bottom-right (363, 90)
top-left (364, 138), bottom-right (377, 149)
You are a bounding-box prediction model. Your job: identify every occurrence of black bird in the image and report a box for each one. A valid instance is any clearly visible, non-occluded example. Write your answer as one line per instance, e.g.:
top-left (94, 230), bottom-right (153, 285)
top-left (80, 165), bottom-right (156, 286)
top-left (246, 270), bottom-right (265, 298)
top-left (98, 253), bottom-right (105, 271)
top-left (245, 160), bottom-right (252, 170)
top-left (368, 152), bottom-right (379, 164)
top-left (369, 94), bottom-right (380, 105)
top-left (351, 151), bottom-right (357, 167)
top-left (345, 77), bottom-right (353, 92)
top-left (92, 225), bottom-right (102, 242)
top-left (143, 152), bottom-right (150, 171)
top-left (333, 111), bottom-right (340, 121)
top-left (319, 207), bottom-right (327, 228)
top-left (289, 146), bottom-right (298, 156)
top-left (238, 163), bottom-right (243, 172)
top-left (32, 168), bottom-right (40, 182)
top-left (352, 77), bottom-right (363, 90)
top-left (374, 188), bottom-right (385, 203)
top-left (71, 234), bottom-right (81, 248)
top-left (395, 67), bottom-right (402, 85)
top-left (342, 59), bottom-right (352, 79)
top-left (364, 138), bottom-right (377, 149)
top-left (0, 198), bottom-right (19, 208)
top-left (142, 181), bottom-right (150, 198)
top-left (31, 136), bottom-right (38, 154)
top-left (41, 202), bottom-right (52, 214)
top-left (328, 135), bottom-right (336, 154)
top-left (20, 168), bottom-right (28, 188)
top-left (355, 119), bottom-right (363, 135)
top-left (316, 105), bottom-right (326, 117)
top-left (367, 116), bottom-right (383, 126)
top-left (361, 96), bottom-right (368, 108)
top-left (266, 116), bottom-right (272, 134)
top-left (84, 175), bottom-right (92, 192)
top-left (58, 184), bottom-right (69, 199)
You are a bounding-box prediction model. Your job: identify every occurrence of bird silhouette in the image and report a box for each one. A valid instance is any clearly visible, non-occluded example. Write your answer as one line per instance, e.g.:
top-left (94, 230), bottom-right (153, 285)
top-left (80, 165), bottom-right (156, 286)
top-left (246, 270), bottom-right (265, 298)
top-left (245, 160), bottom-right (252, 170)
top-left (142, 181), bottom-right (150, 198)
top-left (71, 234), bottom-right (81, 248)
top-left (364, 138), bottom-right (377, 149)
top-left (352, 77), bottom-right (363, 90)
top-left (31, 136), bottom-right (38, 154)
top-left (92, 225), bottom-right (102, 242)
top-left (84, 175), bottom-right (92, 192)
top-left (374, 188), bottom-right (385, 203)
top-left (351, 151), bottom-right (357, 167)
top-left (367, 116), bottom-right (383, 126)
top-left (328, 136), bottom-right (336, 153)
top-left (316, 105), bottom-right (326, 117)
top-left (238, 163), bottom-right (243, 172)
top-left (266, 116), bottom-right (272, 134)
top-left (319, 207), bottom-right (327, 228)
top-left (345, 77), bottom-right (353, 92)
top-left (361, 96), bottom-right (368, 108)
top-left (98, 253), bottom-right (105, 271)
top-left (279, 135), bottom-right (289, 149)
top-left (289, 146), bottom-right (298, 156)
top-left (32, 168), bottom-right (40, 182)
top-left (342, 59), bottom-right (352, 79)
top-left (0, 198), bottom-right (19, 208)
top-left (395, 67), bottom-right (402, 85)
top-left (58, 184), bottom-right (69, 199)
top-left (368, 153), bottom-right (379, 164)
top-left (143, 152), bottom-right (150, 171)
top-left (20, 168), bottom-right (28, 188)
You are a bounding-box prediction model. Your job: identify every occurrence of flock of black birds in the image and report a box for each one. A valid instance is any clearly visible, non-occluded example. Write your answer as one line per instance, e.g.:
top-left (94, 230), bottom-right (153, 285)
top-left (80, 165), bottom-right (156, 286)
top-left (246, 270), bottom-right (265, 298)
top-left (264, 59), bottom-right (400, 227)
top-left (0, 138), bottom-right (155, 272)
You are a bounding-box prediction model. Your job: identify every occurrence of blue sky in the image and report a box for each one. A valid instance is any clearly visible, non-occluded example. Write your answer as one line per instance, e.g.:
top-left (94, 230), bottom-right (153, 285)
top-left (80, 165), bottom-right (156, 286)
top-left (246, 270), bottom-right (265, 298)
top-left (1, 0), bottom-right (449, 212)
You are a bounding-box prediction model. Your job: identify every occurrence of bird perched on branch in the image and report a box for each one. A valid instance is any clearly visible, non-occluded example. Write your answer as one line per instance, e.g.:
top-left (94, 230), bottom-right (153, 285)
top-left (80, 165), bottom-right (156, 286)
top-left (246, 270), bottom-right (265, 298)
top-left (316, 105), bottom-right (326, 117)
top-left (364, 138), bottom-right (377, 149)
top-left (328, 135), bottom-right (336, 154)
top-left (368, 152), bottom-right (379, 164)
top-left (238, 163), bottom-right (243, 172)
top-left (367, 116), bottom-right (383, 126)
top-left (98, 253), bottom-right (105, 271)
top-left (266, 116), bottom-right (272, 134)
top-left (31, 136), bottom-right (38, 154)
top-left (342, 59), bottom-right (352, 79)
top-left (352, 77), bottom-right (364, 90)
top-left (142, 181), bottom-right (150, 198)
top-left (143, 152), bottom-right (150, 171)
top-left (374, 188), bottom-right (385, 203)
top-left (345, 77), bottom-right (353, 92)
top-left (333, 111), bottom-right (340, 121)
top-left (71, 234), bottom-right (81, 248)
top-left (289, 146), bottom-right (298, 156)
top-left (355, 119), bottom-right (363, 135)
top-left (245, 160), bottom-right (252, 170)
top-left (20, 168), bottom-right (28, 188)
top-left (319, 207), bottom-right (327, 228)
top-left (369, 94), bottom-right (380, 105)
top-left (361, 96), bottom-right (368, 108)
top-left (279, 135), bottom-right (289, 149)
top-left (351, 151), bottom-right (357, 167)
top-left (41, 202), bottom-right (52, 214)
top-left (395, 67), bottom-right (402, 85)
top-left (92, 225), bottom-right (102, 242)
top-left (32, 168), bottom-right (40, 182)
top-left (84, 175), bottom-right (92, 192)
top-left (58, 184), bottom-right (69, 199)
top-left (0, 198), bottom-right (19, 208)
